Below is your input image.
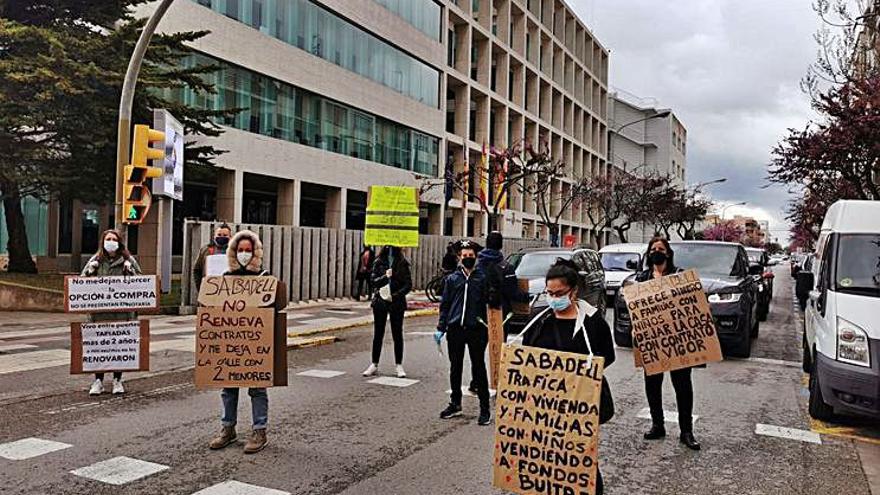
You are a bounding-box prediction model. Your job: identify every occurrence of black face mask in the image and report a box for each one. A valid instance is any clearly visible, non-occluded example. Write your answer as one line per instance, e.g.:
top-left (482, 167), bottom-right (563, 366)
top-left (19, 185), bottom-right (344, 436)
top-left (649, 251), bottom-right (668, 266)
top-left (461, 257), bottom-right (477, 270)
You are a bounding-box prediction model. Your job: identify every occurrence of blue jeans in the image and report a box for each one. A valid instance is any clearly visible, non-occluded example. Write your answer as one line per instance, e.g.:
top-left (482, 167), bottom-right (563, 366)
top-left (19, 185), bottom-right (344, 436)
top-left (221, 388), bottom-right (268, 430)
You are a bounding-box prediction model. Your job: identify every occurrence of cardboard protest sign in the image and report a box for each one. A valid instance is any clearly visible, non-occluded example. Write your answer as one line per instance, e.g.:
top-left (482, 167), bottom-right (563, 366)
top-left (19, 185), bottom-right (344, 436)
top-left (70, 320), bottom-right (149, 373)
top-left (64, 275), bottom-right (159, 313)
top-left (493, 344), bottom-right (605, 495)
top-left (487, 307), bottom-right (504, 390)
top-left (196, 275), bottom-right (287, 388)
top-left (620, 269), bottom-right (723, 375)
top-left (512, 278), bottom-right (531, 316)
top-left (364, 186), bottom-right (420, 247)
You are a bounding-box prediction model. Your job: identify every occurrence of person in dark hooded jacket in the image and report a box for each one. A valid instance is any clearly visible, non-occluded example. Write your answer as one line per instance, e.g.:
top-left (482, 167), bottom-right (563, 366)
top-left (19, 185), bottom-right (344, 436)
top-left (209, 229), bottom-right (272, 455)
top-left (435, 241), bottom-right (491, 425)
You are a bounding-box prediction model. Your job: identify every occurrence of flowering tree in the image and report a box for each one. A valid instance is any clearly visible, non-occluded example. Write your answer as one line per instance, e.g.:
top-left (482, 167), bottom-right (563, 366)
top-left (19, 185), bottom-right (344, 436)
top-left (702, 220), bottom-right (744, 243)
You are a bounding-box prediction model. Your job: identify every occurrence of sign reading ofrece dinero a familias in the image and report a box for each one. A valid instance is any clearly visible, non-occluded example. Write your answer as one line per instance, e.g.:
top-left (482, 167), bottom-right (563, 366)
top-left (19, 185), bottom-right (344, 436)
top-left (64, 275), bottom-right (159, 313)
top-left (196, 275), bottom-right (287, 388)
top-left (493, 344), bottom-right (605, 495)
top-left (70, 320), bottom-right (150, 373)
top-left (620, 269), bottom-right (723, 375)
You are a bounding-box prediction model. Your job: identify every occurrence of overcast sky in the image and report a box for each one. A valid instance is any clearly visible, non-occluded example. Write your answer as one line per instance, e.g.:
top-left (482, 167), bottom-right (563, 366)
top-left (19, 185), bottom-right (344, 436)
top-left (571, 0), bottom-right (824, 243)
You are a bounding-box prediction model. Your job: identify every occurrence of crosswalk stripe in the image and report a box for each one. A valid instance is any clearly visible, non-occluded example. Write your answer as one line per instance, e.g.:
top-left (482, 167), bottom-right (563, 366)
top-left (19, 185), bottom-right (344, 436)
top-left (298, 317), bottom-right (344, 325)
top-left (0, 349), bottom-right (69, 375)
top-left (755, 423), bottom-right (822, 444)
top-left (191, 480), bottom-right (291, 495)
top-left (367, 376), bottom-right (420, 387)
top-left (0, 343), bottom-right (38, 353)
top-left (0, 437), bottom-right (72, 460)
top-left (297, 369), bottom-right (346, 378)
top-left (635, 408), bottom-right (701, 425)
top-left (70, 456), bottom-right (170, 485)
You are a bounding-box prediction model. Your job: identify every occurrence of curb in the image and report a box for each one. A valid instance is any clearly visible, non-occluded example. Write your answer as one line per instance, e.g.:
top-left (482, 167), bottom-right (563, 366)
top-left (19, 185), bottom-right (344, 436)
top-left (287, 307), bottom-right (439, 339)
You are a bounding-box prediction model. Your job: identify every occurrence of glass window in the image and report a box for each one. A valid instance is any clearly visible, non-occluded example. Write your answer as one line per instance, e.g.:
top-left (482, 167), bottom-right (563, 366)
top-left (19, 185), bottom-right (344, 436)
top-left (192, 0), bottom-right (439, 108)
top-left (171, 54), bottom-right (439, 176)
top-left (834, 234), bottom-right (880, 296)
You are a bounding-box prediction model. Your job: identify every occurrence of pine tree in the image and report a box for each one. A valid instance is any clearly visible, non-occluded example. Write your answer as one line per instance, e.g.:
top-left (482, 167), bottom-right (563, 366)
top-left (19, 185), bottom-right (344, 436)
top-left (0, 1), bottom-right (234, 272)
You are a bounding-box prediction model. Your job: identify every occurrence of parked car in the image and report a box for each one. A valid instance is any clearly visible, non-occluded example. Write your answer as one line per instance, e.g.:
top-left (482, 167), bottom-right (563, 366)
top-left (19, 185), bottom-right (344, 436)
top-left (614, 241), bottom-right (762, 357)
top-left (506, 247), bottom-right (605, 335)
top-left (746, 247), bottom-right (773, 321)
top-left (598, 243), bottom-right (645, 306)
top-left (795, 254), bottom-right (815, 311)
top-left (803, 200), bottom-right (880, 421)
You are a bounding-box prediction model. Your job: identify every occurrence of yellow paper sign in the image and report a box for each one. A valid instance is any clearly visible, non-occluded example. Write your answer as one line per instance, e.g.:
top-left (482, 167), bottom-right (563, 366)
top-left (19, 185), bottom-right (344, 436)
top-left (365, 186), bottom-right (420, 247)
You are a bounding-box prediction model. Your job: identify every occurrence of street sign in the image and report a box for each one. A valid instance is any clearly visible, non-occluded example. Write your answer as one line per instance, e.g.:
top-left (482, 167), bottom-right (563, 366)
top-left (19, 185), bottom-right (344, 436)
top-left (152, 109), bottom-right (184, 201)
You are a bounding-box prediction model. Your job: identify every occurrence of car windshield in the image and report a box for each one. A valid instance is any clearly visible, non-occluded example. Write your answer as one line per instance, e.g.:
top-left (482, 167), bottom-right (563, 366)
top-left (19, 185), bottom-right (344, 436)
top-left (835, 234), bottom-right (880, 297)
top-left (514, 252), bottom-right (572, 277)
top-left (601, 252), bottom-right (640, 271)
top-left (672, 244), bottom-right (741, 278)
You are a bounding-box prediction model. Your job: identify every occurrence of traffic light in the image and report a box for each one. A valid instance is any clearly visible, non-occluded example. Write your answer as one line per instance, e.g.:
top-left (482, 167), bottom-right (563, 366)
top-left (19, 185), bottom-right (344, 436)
top-left (123, 125), bottom-right (165, 224)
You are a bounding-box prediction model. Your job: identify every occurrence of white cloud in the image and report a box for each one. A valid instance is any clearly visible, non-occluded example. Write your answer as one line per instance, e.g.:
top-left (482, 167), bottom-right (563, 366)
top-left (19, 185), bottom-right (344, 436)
top-left (572, 0), bottom-right (824, 242)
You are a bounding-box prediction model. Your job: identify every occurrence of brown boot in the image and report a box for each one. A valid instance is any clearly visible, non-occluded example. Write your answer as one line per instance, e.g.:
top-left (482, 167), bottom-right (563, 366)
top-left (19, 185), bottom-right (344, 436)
top-left (209, 426), bottom-right (237, 450)
top-left (243, 429), bottom-right (268, 454)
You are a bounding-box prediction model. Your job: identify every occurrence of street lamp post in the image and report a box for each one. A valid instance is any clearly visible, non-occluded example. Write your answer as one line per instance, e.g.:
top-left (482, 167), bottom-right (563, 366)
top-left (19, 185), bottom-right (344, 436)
top-left (719, 201), bottom-right (747, 242)
top-left (607, 109), bottom-right (672, 171)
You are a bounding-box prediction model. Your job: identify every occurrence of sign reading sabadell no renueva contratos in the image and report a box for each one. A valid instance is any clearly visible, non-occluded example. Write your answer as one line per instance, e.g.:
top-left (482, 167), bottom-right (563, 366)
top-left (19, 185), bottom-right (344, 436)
top-left (64, 275), bottom-right (159, 313)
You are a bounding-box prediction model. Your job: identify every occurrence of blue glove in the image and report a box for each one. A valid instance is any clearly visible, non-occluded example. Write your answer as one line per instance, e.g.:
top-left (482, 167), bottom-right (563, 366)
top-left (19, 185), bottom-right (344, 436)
top-left (434, 330), bottom-right (444, 345)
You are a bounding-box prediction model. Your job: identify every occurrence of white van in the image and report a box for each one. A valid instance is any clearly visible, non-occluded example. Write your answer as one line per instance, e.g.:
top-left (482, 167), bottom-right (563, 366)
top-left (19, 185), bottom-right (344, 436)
top-left (803, 200), bottom-right (880, 420)
top-left (598, 243), bottom-right (645, 304)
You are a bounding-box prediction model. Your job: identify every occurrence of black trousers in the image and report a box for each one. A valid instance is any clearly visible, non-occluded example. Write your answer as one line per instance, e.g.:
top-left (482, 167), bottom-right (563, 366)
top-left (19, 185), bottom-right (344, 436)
top-left (644, 367), bottom-right (694, 432)
top-left (372, 302), bottom-right (405, 365)
top-left (95, 372), bottom-right (122, 380)
top-left (355, 274), bottom-right (371, 299)
top-left (447, 325), bottom-right (490, 408)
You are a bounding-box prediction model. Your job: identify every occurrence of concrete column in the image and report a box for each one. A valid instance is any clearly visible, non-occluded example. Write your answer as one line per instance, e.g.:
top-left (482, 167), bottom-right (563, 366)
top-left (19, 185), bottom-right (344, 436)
top-left (70, 199), bottom-right (83, 271)
top-left (428, 204), bottom-right (442, 235)
top-left (137, 201), bottom-right (160, 274)
top-left (216, 168), bottom-right (243, 223)
top-left (276, 178), bottom-right (296, 225)
top-left (325, 187), bottom-right (344, 229)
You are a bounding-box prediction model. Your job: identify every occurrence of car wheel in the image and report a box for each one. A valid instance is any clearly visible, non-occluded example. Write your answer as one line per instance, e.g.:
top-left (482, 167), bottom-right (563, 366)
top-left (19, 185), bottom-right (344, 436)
top-left (750, 307), bottom-right (760, 338)
top-left (808, 357), bottom-right (834, 421)
top-left (729, 315), bottom-right (752, 357)
top-left (801, 331), bottom-right (812, 373)
top-left (757, 303), bottom-right (768, 322)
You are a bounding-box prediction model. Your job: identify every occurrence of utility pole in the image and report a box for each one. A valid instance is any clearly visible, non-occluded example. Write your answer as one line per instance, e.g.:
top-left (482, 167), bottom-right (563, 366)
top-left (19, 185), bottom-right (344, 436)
top-left (114, 0), bottom-right (176, 234)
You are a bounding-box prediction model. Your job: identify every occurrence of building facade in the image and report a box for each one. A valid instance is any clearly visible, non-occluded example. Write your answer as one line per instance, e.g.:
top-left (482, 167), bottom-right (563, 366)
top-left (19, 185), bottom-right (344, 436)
top-left (2, 0), bottom-right (611, 271)
top-left (607, 90), bottom-right (687, 243)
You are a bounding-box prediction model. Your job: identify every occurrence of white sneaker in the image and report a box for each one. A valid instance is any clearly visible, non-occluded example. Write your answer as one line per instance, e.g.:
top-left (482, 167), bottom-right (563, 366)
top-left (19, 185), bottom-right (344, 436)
top-left (396, 365), bottom-right (407, 378)
top-left (362, 363), bottom-right (379, 377)
top-left (112, 378), bottom-right (125, 395)
top-left (89, 379), bottom-right (104, 396)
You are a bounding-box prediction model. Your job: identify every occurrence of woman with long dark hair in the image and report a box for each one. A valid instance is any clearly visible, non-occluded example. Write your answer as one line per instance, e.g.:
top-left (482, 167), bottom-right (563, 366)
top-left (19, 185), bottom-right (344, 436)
top-left (638, 236), bottom-right (701, 450)
top-left (520, 258), bottom-right (615, 494)
top-left (363, 245), bottom-right (412, 378)
top-left (80, 229), bottom-right (142, 396)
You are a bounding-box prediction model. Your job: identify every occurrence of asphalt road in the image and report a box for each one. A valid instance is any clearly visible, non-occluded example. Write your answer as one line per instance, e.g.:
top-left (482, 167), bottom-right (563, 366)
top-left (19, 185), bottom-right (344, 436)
top-left (0, 267), bottom-right (876, 495)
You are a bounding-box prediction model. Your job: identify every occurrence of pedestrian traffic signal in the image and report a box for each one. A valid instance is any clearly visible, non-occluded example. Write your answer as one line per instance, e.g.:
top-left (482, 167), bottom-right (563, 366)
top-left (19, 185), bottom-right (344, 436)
top-left (122, 125), bottom-right (165, 224)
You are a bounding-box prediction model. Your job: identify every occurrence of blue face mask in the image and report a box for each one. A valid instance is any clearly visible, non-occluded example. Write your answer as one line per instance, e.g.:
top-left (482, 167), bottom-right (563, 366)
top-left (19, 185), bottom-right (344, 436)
top-left (547, 295), bottom-right (572, 312)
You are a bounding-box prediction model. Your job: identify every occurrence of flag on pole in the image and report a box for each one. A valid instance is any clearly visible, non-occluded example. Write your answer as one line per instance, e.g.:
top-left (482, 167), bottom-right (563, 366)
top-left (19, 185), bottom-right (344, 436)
top-left (443, 155), bottom-right (454, 206)
top-left (496, 156), bottom-right (508, 211)
top-left (479, 141), bottom-right (489, 208)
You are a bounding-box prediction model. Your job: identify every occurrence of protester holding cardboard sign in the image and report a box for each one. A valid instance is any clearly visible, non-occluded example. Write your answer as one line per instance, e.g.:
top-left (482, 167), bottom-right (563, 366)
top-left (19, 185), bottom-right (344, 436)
top-left (208, 229), bottom-right (274, 455)
top-left (518, 258), bottom-right (616, 495)
top-left (80, 229), bottom-right (142, 396)
top-left (633, 237), bottom-right (702, 450)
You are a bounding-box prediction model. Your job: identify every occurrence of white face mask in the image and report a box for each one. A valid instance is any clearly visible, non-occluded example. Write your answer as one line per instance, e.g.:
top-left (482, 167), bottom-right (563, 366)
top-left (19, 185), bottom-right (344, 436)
top-left (103, 240), bottom-right (119, 254)
top-left (237, 251), bottom-right (253, 267)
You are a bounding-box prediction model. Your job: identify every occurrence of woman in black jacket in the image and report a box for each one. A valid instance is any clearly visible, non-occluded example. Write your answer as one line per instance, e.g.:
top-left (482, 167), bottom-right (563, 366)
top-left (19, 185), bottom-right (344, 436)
top-left (521, 258), bottom-right (615, 495)
top-left (363, 246), bottom-right (413, 378)
top-left (637, 236), bottom-right (701, 450)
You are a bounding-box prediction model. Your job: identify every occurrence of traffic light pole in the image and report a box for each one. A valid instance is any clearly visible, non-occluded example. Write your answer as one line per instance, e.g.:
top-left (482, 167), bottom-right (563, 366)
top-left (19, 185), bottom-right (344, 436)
top-left (114, 0), bottom-right (176, 234)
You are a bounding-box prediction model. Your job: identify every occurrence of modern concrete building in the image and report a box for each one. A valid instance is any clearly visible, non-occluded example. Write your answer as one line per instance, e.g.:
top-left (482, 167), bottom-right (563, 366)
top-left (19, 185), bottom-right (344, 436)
top-left (607, 90), bottom-right (687, 242)
top-left (1, 0), bottom-right (611, 271)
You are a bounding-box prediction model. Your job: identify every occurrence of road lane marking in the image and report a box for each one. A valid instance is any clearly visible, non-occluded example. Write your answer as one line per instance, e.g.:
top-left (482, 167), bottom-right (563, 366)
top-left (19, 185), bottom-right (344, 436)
top-left (287, 313), bottom-right (315, 319)
top-left (70, 456), bottom-right (169, 485)
top-left (298, 317), bottom-right (344, 325)
top-left (0, 438), bottom-right (72, 460)
top-left (191, 480), bottom-right (291, 495)
top-left (367, 377), bottom-right (420, 387)
top-left (151, 337), bottom-right (195, 352)
top-left (810, 418), bottom-right (880, 446)
top-left (755, 423), bottom-right (822, 444)
top-left (297, 369), bottom-right (345, 378)
top-left (636, 408), bottom-right (700, 425)
top-left (0, 343), bottom-right (38, 353)
top-left (0, 349), bottom-right (69, 374)
top-left (742, 357), bottom-right (802, 368)
top-left (40, 383), bottom-right (192, 415)
top-left (446, 387), bottom-right (497, 398)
